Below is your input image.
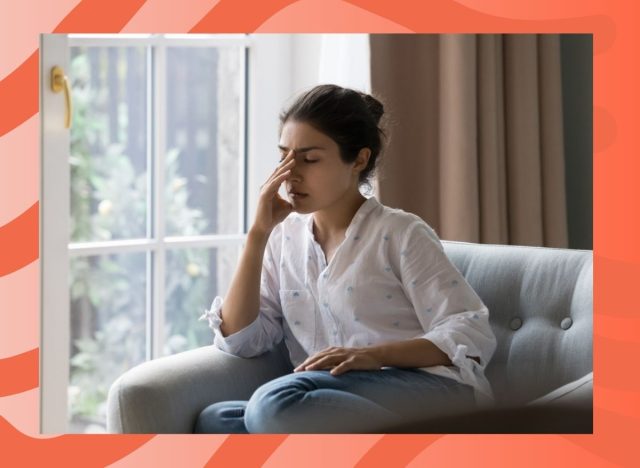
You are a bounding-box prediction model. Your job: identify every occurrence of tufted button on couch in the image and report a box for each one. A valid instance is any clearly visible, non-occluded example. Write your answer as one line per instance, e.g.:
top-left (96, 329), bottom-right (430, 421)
top-left (107, 241), bottom-right (593, 433)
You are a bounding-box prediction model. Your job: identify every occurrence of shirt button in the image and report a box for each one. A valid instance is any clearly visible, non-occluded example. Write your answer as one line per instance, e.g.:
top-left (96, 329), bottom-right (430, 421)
top-left (560, 317), bottom-right (573, 330)
top-left (509, 317), bottom-right (522, 331)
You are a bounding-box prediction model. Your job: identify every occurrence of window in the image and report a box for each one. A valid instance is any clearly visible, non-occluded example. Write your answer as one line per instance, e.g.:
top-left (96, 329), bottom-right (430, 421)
top-left (40, 33), bottom-right (297, 433)
top-left (64, 34), bottom-right (247, 433)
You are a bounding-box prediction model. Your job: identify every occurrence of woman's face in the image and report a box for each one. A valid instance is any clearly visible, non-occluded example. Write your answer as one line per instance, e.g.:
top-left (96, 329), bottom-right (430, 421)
top-left (278, 120), bottom-right (361, 214)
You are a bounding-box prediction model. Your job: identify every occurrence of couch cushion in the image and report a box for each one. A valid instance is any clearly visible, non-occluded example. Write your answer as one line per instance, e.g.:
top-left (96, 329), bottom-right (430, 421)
top-left (442, 241), bottom-right (592, 407)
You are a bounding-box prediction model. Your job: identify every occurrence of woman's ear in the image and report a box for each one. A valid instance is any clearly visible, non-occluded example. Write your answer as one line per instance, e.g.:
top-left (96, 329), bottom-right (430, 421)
top-left (353, 148), bottom-right (371, 174)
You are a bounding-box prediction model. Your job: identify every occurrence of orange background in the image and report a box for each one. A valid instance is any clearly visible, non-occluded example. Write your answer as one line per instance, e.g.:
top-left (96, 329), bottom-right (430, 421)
top-left (0, 0), bottom-right (637, 466)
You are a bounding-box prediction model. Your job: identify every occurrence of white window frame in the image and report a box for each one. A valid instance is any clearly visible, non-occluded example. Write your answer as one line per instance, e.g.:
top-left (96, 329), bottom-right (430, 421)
top-left (40, 33), bottom-right (295, 433)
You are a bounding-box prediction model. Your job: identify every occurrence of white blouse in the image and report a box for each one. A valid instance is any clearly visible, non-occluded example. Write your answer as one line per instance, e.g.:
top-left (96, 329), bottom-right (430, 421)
top-left (200, 196), bottom-right (497, 406)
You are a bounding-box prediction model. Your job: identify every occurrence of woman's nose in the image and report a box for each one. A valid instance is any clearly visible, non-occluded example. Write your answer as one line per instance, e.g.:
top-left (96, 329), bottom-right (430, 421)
top-left (288, 154), bottom-right (302, 177)
top-left (289, 165), bottom-right (302, 181)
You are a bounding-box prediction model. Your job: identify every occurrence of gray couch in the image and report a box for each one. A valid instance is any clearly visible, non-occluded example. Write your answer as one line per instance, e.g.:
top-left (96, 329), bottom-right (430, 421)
top-left (107, 241), bottom-right (593, 433)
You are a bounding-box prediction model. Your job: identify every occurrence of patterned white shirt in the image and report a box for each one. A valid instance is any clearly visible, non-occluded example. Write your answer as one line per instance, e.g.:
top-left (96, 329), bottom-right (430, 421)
top-left (200, 196), bottom-right (497, 406)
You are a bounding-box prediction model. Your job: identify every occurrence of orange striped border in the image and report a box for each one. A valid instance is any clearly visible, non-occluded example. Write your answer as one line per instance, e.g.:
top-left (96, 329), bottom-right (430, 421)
top-left (1, 0), bottom-right (637, 466)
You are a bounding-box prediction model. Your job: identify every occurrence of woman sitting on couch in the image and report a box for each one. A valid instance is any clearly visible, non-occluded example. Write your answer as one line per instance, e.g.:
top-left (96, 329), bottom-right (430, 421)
top-left (197, 84), bottom-right (497, 433)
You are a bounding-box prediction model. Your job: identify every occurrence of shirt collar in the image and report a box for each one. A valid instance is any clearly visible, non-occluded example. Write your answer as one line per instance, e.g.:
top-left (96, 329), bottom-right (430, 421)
top-left (305, 195), bottom-right (379, 239)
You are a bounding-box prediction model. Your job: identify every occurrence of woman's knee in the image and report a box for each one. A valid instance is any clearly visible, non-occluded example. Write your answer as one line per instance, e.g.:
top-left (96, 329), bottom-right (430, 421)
top-left (194, 401), bottom-right (246, 433)
top-left (244, 374), bottom-right (313, 433)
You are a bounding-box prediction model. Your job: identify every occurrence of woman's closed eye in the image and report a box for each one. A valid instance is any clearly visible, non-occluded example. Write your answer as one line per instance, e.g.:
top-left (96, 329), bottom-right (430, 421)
top-left (302, 158), bottom-right (318, 163)
top-left (279, 157), bottom-right (318, 163)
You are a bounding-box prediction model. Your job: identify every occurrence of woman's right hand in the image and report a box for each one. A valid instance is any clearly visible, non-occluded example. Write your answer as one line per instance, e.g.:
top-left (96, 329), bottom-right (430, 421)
top-left (251, 150), bottom-right (296, 235)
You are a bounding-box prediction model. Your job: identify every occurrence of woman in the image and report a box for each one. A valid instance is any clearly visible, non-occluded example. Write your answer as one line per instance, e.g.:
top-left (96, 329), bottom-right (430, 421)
top-left (197, 84), bottom-right (497, 433)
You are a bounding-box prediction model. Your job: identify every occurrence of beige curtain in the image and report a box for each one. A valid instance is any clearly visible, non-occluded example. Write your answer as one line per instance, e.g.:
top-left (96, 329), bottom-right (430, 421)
top-left (370, 34), bottom-right (568, 247)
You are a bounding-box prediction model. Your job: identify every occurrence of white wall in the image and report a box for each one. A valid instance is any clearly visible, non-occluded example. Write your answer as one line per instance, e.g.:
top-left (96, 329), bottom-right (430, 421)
top-left (291, 34), bottom-right (323, 95)
top-left (291, 34), bottom-right (371, 95)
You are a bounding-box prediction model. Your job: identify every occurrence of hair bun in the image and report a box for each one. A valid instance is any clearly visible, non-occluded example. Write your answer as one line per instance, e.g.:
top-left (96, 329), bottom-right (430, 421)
top-left (359, 92), bottom-right (384, 124)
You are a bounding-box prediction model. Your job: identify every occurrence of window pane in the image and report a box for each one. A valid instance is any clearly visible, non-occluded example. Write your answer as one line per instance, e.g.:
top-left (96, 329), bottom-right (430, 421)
top-left (164, 246), bottom-right (240, 355)
top-left (69, 46), bottom-right (148, 242)
top-left (165, 47), bottom-right (243, 236)
top-left (68, 252), bottom-right (147, 433)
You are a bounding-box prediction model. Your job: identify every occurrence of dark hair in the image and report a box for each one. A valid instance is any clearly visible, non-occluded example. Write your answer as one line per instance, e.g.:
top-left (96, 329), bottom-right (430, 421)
top-left (279, 84), bottom-right (386, 190)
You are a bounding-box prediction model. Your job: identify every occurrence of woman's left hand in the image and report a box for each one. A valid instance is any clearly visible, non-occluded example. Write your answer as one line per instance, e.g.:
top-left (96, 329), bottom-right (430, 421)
top-left (293, 346), bottom-right (384, 376)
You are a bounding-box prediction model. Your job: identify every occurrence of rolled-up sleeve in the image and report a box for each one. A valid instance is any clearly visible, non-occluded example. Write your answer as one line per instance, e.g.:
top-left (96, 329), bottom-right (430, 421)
top-left (399, 221), bottom-right (497, 398)
top-left (199, 228), bottom-right (284, 358)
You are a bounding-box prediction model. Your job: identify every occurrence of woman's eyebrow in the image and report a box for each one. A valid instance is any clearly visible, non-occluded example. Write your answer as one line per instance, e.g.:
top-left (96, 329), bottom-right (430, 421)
top-left (278, 145), bottom-right (325, 153)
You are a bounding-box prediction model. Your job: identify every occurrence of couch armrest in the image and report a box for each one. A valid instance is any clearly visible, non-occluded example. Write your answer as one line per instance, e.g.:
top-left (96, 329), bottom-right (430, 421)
top-left (107, 342), bottom-right (292, 434)
top-left (382, 373), bottom-right (594, 434)
top-left (527, 372), bottom-right (593, 409)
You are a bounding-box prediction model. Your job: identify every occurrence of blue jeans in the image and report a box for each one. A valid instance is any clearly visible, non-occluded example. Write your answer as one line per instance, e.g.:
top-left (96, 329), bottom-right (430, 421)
top-left (194, 368), bottom-right (476, 433)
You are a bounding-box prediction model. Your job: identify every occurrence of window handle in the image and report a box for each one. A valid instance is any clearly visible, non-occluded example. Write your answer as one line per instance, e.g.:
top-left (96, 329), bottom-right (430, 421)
top-left (51, 65), bottom-right (73, 129)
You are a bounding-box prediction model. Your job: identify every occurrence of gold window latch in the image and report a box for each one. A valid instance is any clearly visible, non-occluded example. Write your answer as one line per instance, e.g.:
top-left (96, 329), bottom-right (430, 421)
top-left (51, 66), bottom-right (73, 129)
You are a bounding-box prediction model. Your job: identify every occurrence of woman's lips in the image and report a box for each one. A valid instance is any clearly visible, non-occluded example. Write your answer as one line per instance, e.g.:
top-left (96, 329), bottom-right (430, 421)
top-left (289, 192), bottom-right (308, 199)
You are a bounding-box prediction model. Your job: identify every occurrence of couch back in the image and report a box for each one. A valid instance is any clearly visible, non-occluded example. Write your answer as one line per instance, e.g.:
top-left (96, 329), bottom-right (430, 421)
top-left (441, 241), bottom-right (593, 407)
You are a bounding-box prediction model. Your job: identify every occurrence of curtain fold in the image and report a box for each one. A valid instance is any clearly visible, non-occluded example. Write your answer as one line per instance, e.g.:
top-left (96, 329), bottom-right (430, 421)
top-left (370, 34), bottom-right (568, 248)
